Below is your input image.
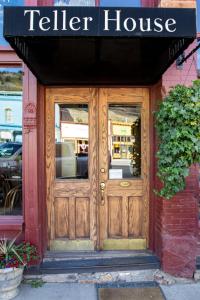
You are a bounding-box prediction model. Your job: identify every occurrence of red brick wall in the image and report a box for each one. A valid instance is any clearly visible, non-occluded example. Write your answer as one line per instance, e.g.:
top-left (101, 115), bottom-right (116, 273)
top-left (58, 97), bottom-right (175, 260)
top-left (154, 166), bottom-right (199, 277)
top-left (141, 0), bottom-right (159, 7)
top-left (163, 42), bottom-right (198, 92)
top-left (152, 38), bottom-right (199, 277)
top-left (158, 0), bottom-right (196, 8)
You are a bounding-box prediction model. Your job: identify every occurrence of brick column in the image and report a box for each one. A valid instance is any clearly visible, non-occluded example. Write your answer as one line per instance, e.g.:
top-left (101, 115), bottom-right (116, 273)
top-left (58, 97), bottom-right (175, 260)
top-left (155, 166), bottom-right (199, 278)
top-left (158, 0), bottom-right (196, 8)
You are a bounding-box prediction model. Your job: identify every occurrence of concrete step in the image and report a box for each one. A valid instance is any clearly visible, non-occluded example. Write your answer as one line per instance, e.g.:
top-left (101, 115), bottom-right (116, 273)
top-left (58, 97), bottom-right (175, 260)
top-left (44, 250), bottom-right (153, 262)
top-left (26, 251), bottom-right (160, 276)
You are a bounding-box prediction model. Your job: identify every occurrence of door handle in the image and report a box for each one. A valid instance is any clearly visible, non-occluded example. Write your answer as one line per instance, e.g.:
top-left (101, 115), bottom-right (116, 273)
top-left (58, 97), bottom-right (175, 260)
top-left (100, 182), bottom-right (106, 206)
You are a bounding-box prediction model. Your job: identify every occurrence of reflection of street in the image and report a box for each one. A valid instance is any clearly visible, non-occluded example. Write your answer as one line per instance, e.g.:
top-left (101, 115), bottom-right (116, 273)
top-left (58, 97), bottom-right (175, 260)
top-left (110, 159), bottom-right (132, 178)
top-left (111, 158), bottom-right (131, 166)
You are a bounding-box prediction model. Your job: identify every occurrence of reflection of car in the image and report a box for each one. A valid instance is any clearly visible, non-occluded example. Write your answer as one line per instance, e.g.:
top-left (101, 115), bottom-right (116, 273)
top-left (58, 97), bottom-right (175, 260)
top-left (0, 143), bottom-right (22, 176)
top-left (56, 142), bottom-right (88, 179)
top-left (0, 142), bottom-right (88, 179)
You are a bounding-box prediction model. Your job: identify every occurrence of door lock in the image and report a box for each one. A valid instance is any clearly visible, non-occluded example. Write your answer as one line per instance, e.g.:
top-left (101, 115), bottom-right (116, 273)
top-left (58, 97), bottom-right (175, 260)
top-left (100, 182), bottom-right (106, 206)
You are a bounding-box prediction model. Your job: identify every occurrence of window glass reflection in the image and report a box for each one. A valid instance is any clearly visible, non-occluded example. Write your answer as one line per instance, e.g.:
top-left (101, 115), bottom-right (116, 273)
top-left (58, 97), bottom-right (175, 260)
top-left (55, 104), bottom-right (89, 179)
top-left (108, 104), bottom-right (141, 179)
top-left (0, 67), bottom-right (23, 215)
top-left (99, 0), bottom-right (141, 7)
top-left (54, 0), bottom-right (95, 6)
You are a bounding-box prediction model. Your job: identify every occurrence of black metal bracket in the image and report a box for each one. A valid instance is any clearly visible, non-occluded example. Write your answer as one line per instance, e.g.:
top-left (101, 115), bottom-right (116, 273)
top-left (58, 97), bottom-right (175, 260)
top-left (177, 38), bottom-right (200, 66)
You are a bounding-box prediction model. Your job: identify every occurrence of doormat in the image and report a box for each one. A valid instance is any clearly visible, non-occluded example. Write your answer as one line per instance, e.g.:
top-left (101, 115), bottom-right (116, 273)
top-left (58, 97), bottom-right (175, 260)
top-left (98, 286), bottom-right (165, 300)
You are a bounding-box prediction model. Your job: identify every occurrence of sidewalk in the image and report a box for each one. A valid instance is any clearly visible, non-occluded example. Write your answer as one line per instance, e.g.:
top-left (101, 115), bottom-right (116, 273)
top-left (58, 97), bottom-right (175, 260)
top-left (14, 282), bottom-right (200, 300)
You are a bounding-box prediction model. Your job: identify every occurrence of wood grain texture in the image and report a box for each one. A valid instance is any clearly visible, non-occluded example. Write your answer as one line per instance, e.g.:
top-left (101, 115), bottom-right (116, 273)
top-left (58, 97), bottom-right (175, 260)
top-left (54, 198), bottom-right (69, 238)
top-left (108, 196), bottom-right (122, 238)
top-left (75, 197), bottom-right (90, 238)
top-left (46, 91), bottom-right (55, 243)
top-left (98, 88), bottom-right (150, 250)
top-left (128, 197), bottom-right (142, 237)
top-left (46, 88), bottom-right (97, 250)
top-left (69, 197), bottom-right (76, 240)
top-left (141, 88), bottom-right (150, 246)
top-left (46, 87), bottom-right (149, 251)
top-left (98, 88), bottom-right (109, 247)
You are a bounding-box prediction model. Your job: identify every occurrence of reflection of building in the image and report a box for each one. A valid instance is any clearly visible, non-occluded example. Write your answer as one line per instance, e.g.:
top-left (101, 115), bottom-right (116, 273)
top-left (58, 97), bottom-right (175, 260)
top-left (0, 91), bottom-right (22, 142)
top-left (54, 0), bottom-right (95, 6)
top-left (109, 121), bottom-right (134, 159)
top-left (61, 122), bottom-right (89, 154)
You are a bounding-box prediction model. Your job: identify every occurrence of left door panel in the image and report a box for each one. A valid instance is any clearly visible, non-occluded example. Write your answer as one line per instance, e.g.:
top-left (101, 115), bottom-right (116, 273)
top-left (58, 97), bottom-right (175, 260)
top-left (46, 88), bottom-right (98, 251)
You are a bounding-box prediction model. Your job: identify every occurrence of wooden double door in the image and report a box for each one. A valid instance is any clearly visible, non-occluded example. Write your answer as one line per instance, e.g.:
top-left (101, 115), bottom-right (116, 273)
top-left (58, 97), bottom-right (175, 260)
top-left (46, 88), bottom-right (149, 251)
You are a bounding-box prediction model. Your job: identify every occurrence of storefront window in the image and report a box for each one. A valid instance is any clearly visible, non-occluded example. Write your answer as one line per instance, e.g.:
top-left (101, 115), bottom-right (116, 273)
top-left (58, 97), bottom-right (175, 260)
top-left (55, 104), bottom-right (89, 179)
top-left (108, 104), bottom-right (141, 179)
top-left (0, 0), bottom-right (24, 46)
top-left (99, 0), bottom-right (141, 6)
top-left (0, 67), bottom-right (22, 216)
top-left (54, 0), bottom-right (95, 5)
top-left (52, 0), bottom-right (158, 6)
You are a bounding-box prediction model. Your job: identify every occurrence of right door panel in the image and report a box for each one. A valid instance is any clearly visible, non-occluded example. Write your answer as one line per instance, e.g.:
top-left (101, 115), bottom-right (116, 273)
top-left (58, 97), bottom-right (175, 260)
top-left (98, 88), bottom-right (149, 250)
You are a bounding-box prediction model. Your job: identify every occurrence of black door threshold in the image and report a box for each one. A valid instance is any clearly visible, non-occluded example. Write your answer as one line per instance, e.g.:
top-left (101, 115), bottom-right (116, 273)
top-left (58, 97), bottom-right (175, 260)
top-left (26, 251), bottom-right (160, 275)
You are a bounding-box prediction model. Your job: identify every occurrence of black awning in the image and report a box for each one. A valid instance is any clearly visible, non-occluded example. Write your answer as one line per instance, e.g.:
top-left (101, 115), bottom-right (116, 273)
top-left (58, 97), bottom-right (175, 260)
top-left (4, 7), bottom-right (196, 85)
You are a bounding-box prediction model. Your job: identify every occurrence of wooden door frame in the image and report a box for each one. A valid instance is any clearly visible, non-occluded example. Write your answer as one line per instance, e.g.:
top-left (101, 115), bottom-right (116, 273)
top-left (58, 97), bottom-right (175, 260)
top-left (45, 87), bottom-right (149, 251)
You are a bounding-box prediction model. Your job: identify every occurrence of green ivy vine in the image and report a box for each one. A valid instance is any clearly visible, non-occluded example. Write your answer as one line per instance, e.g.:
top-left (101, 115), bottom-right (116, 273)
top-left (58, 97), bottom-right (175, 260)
top-left (155, 80), bottom-right (200, 199)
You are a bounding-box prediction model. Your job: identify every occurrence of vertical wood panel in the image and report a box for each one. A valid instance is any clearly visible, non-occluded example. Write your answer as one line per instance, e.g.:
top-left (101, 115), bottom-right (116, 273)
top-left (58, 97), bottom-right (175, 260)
top-left (75, 198), bottom-right (90, 238)
top-left (128, 197), bottom-right (142, 237)
top-left (46, 90), bottom-right (55, 243)
top-left (108, 196), bottom-right (122, 238)
top-left (89, 88), bottom-right (98, 248)
top-left (142, 89), bottom-right (150, 244)
top-left (99, 88), bottom-right (109, 248)
top-left (55, 198), bottom-right (69, 238)
top-left (122, 196), bottom-right (129, 238)
top-left (69, 197), bottom-right (76, 240)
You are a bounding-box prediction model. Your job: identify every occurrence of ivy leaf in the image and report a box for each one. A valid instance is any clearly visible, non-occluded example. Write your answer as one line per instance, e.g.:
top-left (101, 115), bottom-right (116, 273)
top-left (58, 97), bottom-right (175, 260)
top-left (155, 81), bottom-right (200, 199)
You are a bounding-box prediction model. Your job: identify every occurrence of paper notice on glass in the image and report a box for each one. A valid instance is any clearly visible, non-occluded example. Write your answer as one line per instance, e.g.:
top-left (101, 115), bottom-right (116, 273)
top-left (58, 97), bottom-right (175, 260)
top-left (109, 169), bottom-right (123, 179)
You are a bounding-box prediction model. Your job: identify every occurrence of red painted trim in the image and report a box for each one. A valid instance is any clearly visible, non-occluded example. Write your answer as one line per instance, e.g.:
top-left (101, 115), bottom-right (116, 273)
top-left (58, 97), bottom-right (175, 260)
top-left (23, 66), bottom-right (43, 256)
top-left (37, 84), bottom-right (48, 254)
top-left (37, 0), bottom-right (54, 5)
top-left (0, 46), bottom-right (11, 51)
top-left (0, 216), bottom-right (23, 230)
top-left (0, 50), bottom-right (21, 65)
top-left (148, 81), bottom-right (162, 251)
top-left (25, 0), bottom-right (38, 4)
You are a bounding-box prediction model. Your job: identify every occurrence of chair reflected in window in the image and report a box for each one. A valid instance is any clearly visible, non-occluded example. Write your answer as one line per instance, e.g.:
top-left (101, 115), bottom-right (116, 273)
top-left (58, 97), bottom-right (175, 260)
top-left (4, 184), bottom-right (22, 214)
top-left (0, 174), bottom-right (22, 215)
